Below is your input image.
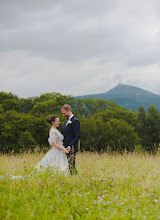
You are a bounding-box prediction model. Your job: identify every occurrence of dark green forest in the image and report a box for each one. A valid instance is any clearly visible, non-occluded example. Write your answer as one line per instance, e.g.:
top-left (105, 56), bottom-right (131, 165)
top-left (0, 91), bottom-right (160, 153)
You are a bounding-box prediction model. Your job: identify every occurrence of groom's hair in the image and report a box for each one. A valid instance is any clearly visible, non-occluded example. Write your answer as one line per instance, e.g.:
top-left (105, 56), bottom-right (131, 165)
top-left (61, 104), bottom-right (72, 112)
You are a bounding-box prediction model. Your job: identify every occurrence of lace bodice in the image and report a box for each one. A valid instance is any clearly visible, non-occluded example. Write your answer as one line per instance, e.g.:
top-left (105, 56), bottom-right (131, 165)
top-left (48, 128), bottom-right (64, 147)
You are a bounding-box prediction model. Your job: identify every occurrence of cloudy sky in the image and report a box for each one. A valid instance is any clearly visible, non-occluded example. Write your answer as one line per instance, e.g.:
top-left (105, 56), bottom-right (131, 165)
top-left (0, 0), bottom-right (159, 98)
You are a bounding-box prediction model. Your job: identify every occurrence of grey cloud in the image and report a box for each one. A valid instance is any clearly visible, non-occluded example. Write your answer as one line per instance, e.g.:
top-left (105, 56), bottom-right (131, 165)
top-left (0, 0), bottom-right (158, 63)
top-left (0, 0), bottom-right (160, 97)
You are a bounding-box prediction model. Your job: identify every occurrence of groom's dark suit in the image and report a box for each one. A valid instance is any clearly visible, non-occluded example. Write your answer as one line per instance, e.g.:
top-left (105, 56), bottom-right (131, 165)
top-left (62, 115), bottom-right (80, 175)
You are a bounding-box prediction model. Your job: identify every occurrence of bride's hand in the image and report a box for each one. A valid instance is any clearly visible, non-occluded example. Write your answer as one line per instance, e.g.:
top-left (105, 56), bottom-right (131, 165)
top-left (64, 148), bottom-right (69, 154)
top-left (51, 142), bottom-right (56, 148)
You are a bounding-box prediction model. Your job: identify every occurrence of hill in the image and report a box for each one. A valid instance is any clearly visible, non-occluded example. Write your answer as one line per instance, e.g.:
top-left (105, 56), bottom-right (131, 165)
top-left (75, 84), bottom-right (160, 111)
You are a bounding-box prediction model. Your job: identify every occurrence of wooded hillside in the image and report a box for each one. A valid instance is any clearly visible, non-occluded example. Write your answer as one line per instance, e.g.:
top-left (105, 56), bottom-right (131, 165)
top-left (0, 91), bottom-right (160, 153)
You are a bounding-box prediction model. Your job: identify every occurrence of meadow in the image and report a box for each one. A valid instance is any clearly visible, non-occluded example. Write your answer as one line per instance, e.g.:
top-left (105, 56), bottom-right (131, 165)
top-left (1, 152), bottom-right (160, 220)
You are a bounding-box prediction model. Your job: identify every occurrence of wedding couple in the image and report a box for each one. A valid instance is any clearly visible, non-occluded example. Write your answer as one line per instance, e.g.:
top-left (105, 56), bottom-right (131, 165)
top-left (35, 104), bottom-right (80, 176)
top-left (0, 104), bottom-right (80, 180)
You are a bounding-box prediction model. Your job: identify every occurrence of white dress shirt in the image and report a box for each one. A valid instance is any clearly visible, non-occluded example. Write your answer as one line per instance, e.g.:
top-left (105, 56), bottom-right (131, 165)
top-left (69, 114), bottom-right (74, 120)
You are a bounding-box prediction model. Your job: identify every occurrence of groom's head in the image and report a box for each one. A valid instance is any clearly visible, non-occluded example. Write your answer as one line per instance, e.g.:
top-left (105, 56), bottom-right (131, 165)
top-left (61, 104), bottom-right (72, 119)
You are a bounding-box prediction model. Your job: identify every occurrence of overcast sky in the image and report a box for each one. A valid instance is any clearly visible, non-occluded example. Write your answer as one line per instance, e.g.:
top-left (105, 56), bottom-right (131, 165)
top-left (0, 0), bottom-right (159, 98)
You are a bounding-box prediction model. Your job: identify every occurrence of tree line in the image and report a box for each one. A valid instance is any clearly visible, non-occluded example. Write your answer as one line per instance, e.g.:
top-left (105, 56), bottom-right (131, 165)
top-left (0, 91), bottom-right (160, 153)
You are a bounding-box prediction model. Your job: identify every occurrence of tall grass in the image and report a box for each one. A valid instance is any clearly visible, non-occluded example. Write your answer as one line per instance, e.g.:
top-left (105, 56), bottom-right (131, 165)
top-left (1, 152), bottom-right (160, 219)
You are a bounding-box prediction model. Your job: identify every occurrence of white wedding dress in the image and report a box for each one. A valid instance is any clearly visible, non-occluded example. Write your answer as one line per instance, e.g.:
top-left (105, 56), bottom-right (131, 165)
top-left (34, 128), bottom-right (68, 175)
top-left (0, 128), bottom-right (68, 179)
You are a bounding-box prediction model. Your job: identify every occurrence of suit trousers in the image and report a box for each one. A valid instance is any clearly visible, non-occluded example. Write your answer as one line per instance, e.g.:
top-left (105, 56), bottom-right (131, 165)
top-left (67, 145), bottom-right (77, 175)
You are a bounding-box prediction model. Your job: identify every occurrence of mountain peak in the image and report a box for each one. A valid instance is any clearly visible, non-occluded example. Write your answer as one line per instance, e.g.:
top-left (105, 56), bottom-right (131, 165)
top-left (75, 84), bottom-right (160, 111)
top-left (106, 84), bottom-right (156, 97)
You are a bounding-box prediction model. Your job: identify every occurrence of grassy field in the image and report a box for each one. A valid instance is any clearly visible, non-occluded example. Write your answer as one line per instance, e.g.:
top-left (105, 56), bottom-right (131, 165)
top-left (1, 152), bottom-right (160, 219)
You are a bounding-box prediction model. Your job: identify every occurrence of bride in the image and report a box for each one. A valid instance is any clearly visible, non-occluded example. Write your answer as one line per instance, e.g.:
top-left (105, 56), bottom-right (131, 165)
top-left (1, 115), bottom-right (69, 179)
top-left (34, 115), bottom-right (69, 174)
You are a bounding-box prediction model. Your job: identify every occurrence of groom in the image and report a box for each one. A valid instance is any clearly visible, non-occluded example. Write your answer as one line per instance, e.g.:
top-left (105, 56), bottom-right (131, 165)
top-left (61, 104), bottom-right (80, 175)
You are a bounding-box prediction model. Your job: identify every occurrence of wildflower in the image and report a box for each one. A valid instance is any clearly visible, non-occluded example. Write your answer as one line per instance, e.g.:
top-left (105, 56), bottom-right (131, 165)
top-left (98, 193), bottom-right (102, 197)
top-left (153, 199), bottom-right (159, 203)
top-left (106, 201), bottom-right (111, 205)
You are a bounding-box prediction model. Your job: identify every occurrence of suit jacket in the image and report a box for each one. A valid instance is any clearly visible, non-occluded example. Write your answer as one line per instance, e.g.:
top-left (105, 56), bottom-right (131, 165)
top-left (61, 115), bottom-right (80, 153)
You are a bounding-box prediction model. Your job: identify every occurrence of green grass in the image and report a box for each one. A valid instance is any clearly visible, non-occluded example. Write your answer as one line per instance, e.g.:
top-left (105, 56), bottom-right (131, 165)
top-left (1, 152), bottom-right (160, 219)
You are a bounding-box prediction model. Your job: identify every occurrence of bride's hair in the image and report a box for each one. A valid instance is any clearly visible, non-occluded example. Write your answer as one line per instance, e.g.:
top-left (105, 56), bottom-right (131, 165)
top-left (46, 115), bottom-right (58, 124)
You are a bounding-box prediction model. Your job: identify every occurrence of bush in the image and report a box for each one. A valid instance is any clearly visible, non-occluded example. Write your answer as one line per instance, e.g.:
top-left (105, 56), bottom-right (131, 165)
top-left (17, 131), bottom-right (37, 153)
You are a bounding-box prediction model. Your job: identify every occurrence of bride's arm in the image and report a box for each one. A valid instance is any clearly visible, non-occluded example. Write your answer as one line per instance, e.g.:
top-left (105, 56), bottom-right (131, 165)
top-left (51, 141), bottom-right (68, 153)
top-left (49, 129), bottom-right (69, 153)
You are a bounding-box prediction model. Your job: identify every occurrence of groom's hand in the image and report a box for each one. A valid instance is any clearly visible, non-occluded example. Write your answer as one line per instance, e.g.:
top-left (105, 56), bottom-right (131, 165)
top-left (66, 146), bottom-right (71, 152)
top-left (64, 148), bottom-right (70, 154)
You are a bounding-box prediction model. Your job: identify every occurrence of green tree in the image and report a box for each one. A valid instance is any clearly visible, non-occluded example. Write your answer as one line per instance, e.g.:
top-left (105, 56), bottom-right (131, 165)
top-left (19, 98), bottom-right (35, 113)
top-left (33, 92), bottom-right (74, 106)
top-left (105, 118), bottom-right (139, 153)
top-left (29, 100), bottom-right (59, 116)
top-left (0, 92), bottom-right (20, 112)
top-left (136, 106), bottom-right (148, 148)
top-left (73, 99), bottom-right (87, 117)
top-left (0, 92), bottom-right (19, 103)
top-left (17, 131), bottom-right (37, 152)
top-left (80, 116), bottom-right (105, 152)
top-left (0, 110), bottom-right (21, 152)
top-left (0, 104), bottom-right (4, 114)
top-left (97, 108), bottom-right (137, 127)
top-left (0, 110), bottom-right (49, 153)
top-left (147, 105), bottom-right (160, 151)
